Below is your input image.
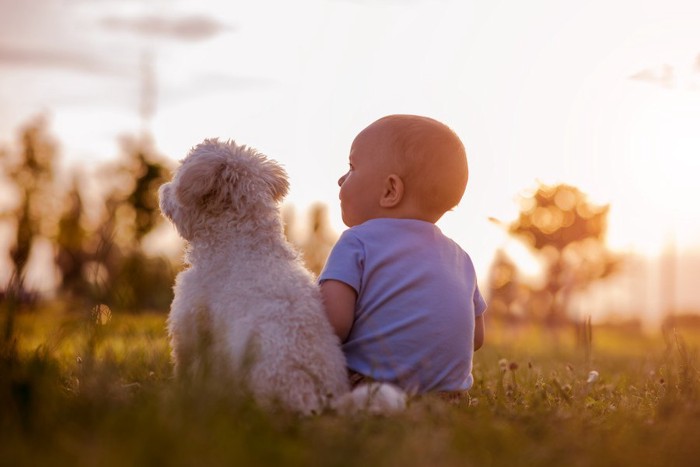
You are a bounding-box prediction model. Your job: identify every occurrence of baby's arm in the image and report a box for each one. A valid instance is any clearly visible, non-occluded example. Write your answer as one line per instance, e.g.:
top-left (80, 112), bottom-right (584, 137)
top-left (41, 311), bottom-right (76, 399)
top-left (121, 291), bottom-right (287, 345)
top-left (474, 314), bottom-right (485, 351)
top-left (320, 280), bottom-right (356, 343)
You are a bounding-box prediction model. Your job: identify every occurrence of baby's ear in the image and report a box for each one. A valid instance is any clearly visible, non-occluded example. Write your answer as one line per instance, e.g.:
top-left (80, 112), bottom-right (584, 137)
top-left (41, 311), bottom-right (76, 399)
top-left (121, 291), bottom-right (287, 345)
top-left (260, 159), bottom-right (289, 202)
top-left (175, 143), bottom-right (235, 209)
top-left (379, 174), bottom-right (404, 208)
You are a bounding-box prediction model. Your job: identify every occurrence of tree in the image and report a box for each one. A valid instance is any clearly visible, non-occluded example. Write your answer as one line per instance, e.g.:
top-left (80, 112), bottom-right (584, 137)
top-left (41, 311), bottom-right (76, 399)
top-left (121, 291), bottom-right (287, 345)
top-left (0, 117), bottom-right (177, 310)
top-left (54, 176), bottom-right (91, 299)
top-left (0, 116), bottom-right (59, 298)
top-left (299, 203), bottom-right (337, 277)
top-left (107, 135), bottom-right (172, 248)
top-left (486, 249), bottom-right (522, 322)
top-left (507, 183), bottom-right (618, 324)
top-left (91, 135), bottom-right (174, 311)
top-left (282, 203), bottom-right (339, 277)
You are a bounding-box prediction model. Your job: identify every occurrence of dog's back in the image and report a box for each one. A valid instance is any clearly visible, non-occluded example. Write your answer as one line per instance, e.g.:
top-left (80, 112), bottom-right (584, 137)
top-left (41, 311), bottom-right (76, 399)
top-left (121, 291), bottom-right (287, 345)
top-left (161, 139), bottom-right (349, 413)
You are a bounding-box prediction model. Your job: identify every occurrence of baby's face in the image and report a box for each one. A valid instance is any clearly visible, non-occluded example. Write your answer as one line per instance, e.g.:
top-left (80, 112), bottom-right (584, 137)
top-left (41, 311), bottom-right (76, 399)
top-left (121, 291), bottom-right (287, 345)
top-left (337, 128), bottom-right (392, 227)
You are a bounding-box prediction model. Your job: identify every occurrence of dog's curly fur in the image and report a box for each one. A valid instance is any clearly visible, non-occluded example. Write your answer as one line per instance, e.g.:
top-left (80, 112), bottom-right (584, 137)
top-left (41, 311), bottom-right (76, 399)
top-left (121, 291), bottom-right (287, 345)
top-left (159, 139), bottom-right (349, 414)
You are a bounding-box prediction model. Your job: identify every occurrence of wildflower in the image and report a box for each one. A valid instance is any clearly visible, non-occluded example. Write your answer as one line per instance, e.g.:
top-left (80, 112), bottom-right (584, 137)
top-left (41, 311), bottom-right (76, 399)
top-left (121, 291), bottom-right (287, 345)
top-left (499, 358), bottom-right (508, 371)
top-left (76, 356), bottom-right (82, 364)
top-left (509, 362), bottom-right (519, 371)
top-left (587, 370), bottom-right (599, 384)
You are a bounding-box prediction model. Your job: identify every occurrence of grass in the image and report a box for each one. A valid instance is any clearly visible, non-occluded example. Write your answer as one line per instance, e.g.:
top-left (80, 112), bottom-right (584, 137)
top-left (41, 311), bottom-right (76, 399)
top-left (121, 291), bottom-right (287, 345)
top-left (2, 304), bottom-right (700, 467)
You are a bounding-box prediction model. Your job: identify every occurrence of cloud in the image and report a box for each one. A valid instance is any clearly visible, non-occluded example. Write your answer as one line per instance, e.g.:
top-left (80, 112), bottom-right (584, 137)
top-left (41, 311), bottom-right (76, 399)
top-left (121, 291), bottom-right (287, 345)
top-left (0, 44), bottom-right (122, 75)
top-left (629, 64), bottom-right (675, 88)
top-left (630, 54), bottom-right (700, 89)
top-left (0, 1), bottom-right (131, 75)
top-left (159, 72), bottom-right (274, 106)
top-left (101, 14), bottom-right (233, 41)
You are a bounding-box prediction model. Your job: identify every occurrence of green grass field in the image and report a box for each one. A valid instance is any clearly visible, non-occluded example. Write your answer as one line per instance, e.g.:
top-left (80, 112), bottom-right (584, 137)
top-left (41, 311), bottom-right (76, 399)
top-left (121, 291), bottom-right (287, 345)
top-left (2, 305), bottom-right (700, 467)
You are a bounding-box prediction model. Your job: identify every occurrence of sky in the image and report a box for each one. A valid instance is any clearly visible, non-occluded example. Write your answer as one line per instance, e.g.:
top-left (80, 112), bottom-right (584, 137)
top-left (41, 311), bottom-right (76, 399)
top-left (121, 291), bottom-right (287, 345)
top-left (1, 0), bottom-right (700, 317)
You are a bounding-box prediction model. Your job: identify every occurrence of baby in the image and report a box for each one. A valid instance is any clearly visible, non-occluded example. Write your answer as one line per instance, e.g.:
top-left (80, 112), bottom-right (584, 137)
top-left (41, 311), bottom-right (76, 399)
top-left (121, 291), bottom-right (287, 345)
top-left (319, 114), bottom-right (486, 395)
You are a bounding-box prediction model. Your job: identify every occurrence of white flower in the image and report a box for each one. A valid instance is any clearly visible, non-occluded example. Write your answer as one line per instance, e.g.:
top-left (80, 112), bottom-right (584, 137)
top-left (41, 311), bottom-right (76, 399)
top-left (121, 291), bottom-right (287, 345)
top-left (587, 370), bottom-right (600, 384)
top-left (499, 358), bottom-right (508, 371)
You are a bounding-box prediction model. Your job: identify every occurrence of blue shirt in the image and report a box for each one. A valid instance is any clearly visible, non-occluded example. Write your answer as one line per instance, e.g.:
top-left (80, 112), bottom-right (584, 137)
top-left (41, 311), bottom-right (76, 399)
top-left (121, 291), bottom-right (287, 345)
top-left (319, 218), bottom-right (486, 392)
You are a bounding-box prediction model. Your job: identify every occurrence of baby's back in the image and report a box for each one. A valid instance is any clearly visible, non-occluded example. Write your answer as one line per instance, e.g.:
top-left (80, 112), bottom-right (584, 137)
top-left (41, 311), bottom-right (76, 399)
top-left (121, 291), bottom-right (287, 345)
top-left (320, 218), bottom-right (486, 393)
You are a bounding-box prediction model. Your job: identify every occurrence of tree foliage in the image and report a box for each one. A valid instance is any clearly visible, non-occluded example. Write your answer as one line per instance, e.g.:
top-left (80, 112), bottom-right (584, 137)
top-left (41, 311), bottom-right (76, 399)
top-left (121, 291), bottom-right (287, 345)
top-left (54, 176), bottom-right (90, 298)
top-left (282, 203), bottom-right (338, 277)
top-left (509, 183), bottom-right (609, 250)
top-left (0, 116), bottom-right (58, 297)
top-left (0, 117), bottom-right (176, 311)
top-left (117, 136), bottom-right (171, 245)
top-left (505, 183), bottom-right (619, 324)
top-left (88, 135), bottom-right (174, 311)
top-left (486, 249), bottom-right (523, 322)
top-left (299, 203), bottom-right (337, 277)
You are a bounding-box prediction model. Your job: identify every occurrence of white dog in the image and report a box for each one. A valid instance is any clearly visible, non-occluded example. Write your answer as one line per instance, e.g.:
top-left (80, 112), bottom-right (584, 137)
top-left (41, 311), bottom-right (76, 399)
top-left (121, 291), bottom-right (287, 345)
top-left (159, 139), bottom-right (352, 414)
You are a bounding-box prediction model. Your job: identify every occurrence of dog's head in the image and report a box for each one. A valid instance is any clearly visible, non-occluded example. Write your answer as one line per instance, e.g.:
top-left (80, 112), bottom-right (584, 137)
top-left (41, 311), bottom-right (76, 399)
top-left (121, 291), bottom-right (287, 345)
top-left (159, 139), bottom-right (289, 240)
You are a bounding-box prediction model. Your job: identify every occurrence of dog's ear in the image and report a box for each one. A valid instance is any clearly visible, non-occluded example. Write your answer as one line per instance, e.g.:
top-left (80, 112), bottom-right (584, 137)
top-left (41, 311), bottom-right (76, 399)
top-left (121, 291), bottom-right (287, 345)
top-left (260, 159), bottom-right (289, 202)
top-left (175, 143), bottom-right (235, 210)
top-left (159, 182), bottom-right (176, 221)
top-left (160, 180), bottom-right (197, 240)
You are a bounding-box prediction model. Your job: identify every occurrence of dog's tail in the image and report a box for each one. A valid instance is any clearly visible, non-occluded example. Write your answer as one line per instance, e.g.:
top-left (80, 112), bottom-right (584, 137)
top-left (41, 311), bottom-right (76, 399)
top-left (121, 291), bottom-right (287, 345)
top-left (332, 382), bottom-right (407, 415)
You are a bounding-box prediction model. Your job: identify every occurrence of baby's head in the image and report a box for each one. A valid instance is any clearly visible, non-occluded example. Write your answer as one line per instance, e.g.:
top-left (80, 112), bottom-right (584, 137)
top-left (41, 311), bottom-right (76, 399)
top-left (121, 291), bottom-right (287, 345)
top-left (338, 114), bottom-right (468, 227)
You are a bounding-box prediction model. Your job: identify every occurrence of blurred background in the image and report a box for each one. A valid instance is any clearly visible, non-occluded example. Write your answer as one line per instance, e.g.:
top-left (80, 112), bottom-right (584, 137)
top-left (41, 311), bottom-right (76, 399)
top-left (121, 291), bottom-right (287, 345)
top-left (1, 0), bottom-right (699, 329)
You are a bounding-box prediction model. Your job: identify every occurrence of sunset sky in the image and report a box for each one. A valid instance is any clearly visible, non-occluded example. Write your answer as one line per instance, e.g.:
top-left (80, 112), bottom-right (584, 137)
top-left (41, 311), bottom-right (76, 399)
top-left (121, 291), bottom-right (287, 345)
top-left (1, 0), bottom-right (700, 317)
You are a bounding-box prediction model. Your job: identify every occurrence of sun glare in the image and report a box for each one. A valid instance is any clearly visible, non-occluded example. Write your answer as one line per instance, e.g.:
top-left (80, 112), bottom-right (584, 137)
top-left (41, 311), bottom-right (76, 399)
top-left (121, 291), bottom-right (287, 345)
top-left (607, 86), bottom-right (700, 254)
